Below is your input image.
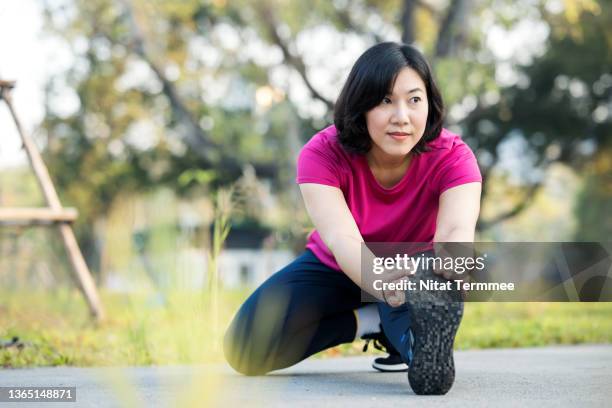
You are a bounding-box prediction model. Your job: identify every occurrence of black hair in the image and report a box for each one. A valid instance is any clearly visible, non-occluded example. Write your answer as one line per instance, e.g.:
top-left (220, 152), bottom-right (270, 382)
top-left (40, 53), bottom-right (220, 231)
top-left (333, 42), bottom-right (444, 155)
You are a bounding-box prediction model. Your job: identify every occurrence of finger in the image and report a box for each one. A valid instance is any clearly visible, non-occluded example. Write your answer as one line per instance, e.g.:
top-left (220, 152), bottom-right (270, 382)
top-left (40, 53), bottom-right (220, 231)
top-left (387, 296), bottom-right (400, 307)
top-left (382, 269), bottom-right (409, 282)
top-left (390, 288), bottom-right (406, 306)
top-left (385, 290), bottom-right (401, 307)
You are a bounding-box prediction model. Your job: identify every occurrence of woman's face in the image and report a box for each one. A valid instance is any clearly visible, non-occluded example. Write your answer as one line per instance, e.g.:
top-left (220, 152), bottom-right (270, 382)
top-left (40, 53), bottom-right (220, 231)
top-left (365, 66), bottom-right (429, 160)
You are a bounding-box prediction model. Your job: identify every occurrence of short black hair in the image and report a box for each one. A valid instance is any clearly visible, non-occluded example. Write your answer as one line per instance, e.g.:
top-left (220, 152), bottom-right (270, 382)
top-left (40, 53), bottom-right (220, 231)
top-left (334, 42), bottom-right (444, 155)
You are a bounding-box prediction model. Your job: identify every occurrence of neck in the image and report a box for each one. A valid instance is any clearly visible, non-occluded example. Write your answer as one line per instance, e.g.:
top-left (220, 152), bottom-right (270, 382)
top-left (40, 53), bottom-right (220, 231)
top-left (366, 147), bottom-right (412, 171)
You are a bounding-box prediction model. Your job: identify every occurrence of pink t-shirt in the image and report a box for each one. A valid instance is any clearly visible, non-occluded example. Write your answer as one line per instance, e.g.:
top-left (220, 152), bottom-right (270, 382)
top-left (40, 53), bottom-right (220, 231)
top-left (296, 125), bottom-right (482, 271)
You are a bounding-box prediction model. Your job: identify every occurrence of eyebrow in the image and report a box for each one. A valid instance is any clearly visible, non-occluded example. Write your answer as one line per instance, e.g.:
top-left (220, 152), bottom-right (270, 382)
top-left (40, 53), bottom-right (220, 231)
top-left (386, 87), bottom-right (424, 95)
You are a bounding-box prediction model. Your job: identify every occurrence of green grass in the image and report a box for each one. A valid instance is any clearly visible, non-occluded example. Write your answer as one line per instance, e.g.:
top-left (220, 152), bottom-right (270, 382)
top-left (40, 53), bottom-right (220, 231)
top-left (0, 289), bottom-right (247, 368)
top-left (1, 289), bottom-right (611, 367)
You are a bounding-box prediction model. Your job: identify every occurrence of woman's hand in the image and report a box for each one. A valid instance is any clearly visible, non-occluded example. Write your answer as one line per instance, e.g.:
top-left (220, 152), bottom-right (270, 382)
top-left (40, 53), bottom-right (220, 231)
top-left (375, 264), bottom-right (416, 307)
top-left (382, 277), bottom-right (407, 307)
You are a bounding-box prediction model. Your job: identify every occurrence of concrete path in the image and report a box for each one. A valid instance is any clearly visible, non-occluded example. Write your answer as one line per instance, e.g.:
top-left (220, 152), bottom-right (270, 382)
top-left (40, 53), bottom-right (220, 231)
top-left (1, 345), bottom-right (611, 407)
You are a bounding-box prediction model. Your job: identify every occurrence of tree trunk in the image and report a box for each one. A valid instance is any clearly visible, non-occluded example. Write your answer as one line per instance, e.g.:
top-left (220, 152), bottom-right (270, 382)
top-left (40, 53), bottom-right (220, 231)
top-left (401, 0), bottom-right (417, 44)
top-left (436, 0), bottom-right (471, 57)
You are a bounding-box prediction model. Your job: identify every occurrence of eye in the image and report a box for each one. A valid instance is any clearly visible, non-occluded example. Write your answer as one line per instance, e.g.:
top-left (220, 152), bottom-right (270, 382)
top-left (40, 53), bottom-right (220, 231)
top-left (409, 96), bottom-right (422, 104)
top-left (381, 97), bottom-right (392, 104)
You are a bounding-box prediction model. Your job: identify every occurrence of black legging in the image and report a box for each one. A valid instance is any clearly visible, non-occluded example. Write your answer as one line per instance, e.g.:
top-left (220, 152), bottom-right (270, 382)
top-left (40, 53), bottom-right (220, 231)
top-left (223, 249), bottom-right (414, 375)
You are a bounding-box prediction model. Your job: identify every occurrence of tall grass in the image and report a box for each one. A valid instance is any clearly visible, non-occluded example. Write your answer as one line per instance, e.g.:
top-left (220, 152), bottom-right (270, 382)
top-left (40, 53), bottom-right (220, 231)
top-left (206, 188), bottom-right (234, 354)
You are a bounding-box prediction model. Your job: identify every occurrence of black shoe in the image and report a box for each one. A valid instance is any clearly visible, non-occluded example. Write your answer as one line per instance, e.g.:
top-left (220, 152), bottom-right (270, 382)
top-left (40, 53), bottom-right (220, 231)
top-left (372, 353), bottom-right (409, 372)
top-left (362, 326), bottom-right (409, 372)
top-left (405, 266), bottom-right (464, 395)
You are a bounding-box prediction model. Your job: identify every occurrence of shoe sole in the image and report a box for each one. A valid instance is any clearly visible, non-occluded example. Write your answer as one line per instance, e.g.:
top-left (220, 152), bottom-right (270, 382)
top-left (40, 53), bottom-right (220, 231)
top-left (372, 361), bottom-right (409, 372)
top-left (406, 268), bottom-right (464, 395)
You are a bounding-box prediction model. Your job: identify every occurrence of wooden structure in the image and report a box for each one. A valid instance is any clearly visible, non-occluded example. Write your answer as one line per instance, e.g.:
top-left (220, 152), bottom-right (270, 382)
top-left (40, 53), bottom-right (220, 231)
top-left (0, 79), bottom-right (104, 321)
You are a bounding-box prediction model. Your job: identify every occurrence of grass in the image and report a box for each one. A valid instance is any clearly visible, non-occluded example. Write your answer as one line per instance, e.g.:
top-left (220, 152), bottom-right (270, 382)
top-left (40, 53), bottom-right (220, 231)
top-left (1, 289), bottom-right (611, 368)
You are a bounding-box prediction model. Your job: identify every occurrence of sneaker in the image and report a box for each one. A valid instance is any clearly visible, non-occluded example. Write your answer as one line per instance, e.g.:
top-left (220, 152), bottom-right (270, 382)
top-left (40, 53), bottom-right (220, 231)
top-left (405, 265), bottom-right (464, 395)
top-left (372, 353), bottom-right (408, 372)
top-left (362, 326), bottom-right (409, 372)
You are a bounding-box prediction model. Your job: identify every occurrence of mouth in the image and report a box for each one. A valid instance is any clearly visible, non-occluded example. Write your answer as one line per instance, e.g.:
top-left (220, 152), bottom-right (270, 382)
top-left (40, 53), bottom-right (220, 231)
top-left (387, 132), bottom-right (412, 140)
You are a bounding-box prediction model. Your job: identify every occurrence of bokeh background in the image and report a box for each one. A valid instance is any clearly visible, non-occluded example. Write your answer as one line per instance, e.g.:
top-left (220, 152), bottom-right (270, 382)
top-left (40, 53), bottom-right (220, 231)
top-left (0, 0), bottom-right (610, 368)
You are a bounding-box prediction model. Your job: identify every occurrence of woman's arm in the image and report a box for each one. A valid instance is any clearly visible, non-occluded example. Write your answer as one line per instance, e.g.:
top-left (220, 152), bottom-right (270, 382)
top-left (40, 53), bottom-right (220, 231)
top-left (433, 182), bottom-right (482, 278)
top-left (299, 183), bottom-right (398, 301)
top-left (433, 182), bottom-right (482, 243)
top-left (299, 183), bottom-right (366, 283)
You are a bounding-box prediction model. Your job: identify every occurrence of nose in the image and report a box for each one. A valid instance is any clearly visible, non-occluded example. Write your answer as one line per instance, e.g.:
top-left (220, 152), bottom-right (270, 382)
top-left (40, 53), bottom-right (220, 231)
top-left (391, 102), bottom-right (411, 126)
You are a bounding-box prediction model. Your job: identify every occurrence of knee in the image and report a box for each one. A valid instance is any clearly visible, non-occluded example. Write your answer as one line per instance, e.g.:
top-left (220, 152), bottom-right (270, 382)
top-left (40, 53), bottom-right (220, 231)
top-left (223, 284), bottom-right (293, 376)
top-left (223, 314), bottom-right (270, 376)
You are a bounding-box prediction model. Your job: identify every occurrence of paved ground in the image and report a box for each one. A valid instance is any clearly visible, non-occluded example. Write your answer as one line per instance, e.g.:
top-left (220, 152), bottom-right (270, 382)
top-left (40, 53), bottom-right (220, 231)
top-left (1, 345), bottom-right (611, 407)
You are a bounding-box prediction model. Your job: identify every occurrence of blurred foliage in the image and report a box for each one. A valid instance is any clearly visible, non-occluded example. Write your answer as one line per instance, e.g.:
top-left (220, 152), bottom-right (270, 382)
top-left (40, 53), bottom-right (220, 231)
top-left (461, 0), bottom-right (611, 235)
top-left (573, 146), bottom-right (612, 241)
top-left (463, 0), bottom-right (611, 166)
top-left (30, 0), bottom-right (611, 275)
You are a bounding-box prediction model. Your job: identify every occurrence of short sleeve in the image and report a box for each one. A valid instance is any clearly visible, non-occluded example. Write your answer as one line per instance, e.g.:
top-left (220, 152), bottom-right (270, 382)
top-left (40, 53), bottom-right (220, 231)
top-left (434, 142), bottom-right (482, 195)
top-left (296, 141), bottom-right (343, 188)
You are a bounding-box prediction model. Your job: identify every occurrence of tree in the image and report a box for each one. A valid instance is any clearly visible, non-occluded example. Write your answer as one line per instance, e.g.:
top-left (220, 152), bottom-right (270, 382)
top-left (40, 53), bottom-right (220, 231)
top-left (40, 0), bottom-right (292, 271)
top-left (37, 0), bottom-right (610, 274)
top-left (461, 0), bottom-right (611, 230)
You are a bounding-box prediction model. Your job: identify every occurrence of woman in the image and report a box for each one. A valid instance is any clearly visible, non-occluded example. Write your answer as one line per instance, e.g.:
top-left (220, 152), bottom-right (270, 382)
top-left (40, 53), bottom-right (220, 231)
top-left (223, 42), bottom-right (482, 395)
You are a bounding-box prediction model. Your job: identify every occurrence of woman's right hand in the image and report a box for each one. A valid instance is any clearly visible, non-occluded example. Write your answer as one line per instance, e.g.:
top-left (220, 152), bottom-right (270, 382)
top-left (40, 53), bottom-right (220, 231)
top-left (382, 279), bottom-right (407, 307)
top-left (377, 265), bottom-right (415, 307)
